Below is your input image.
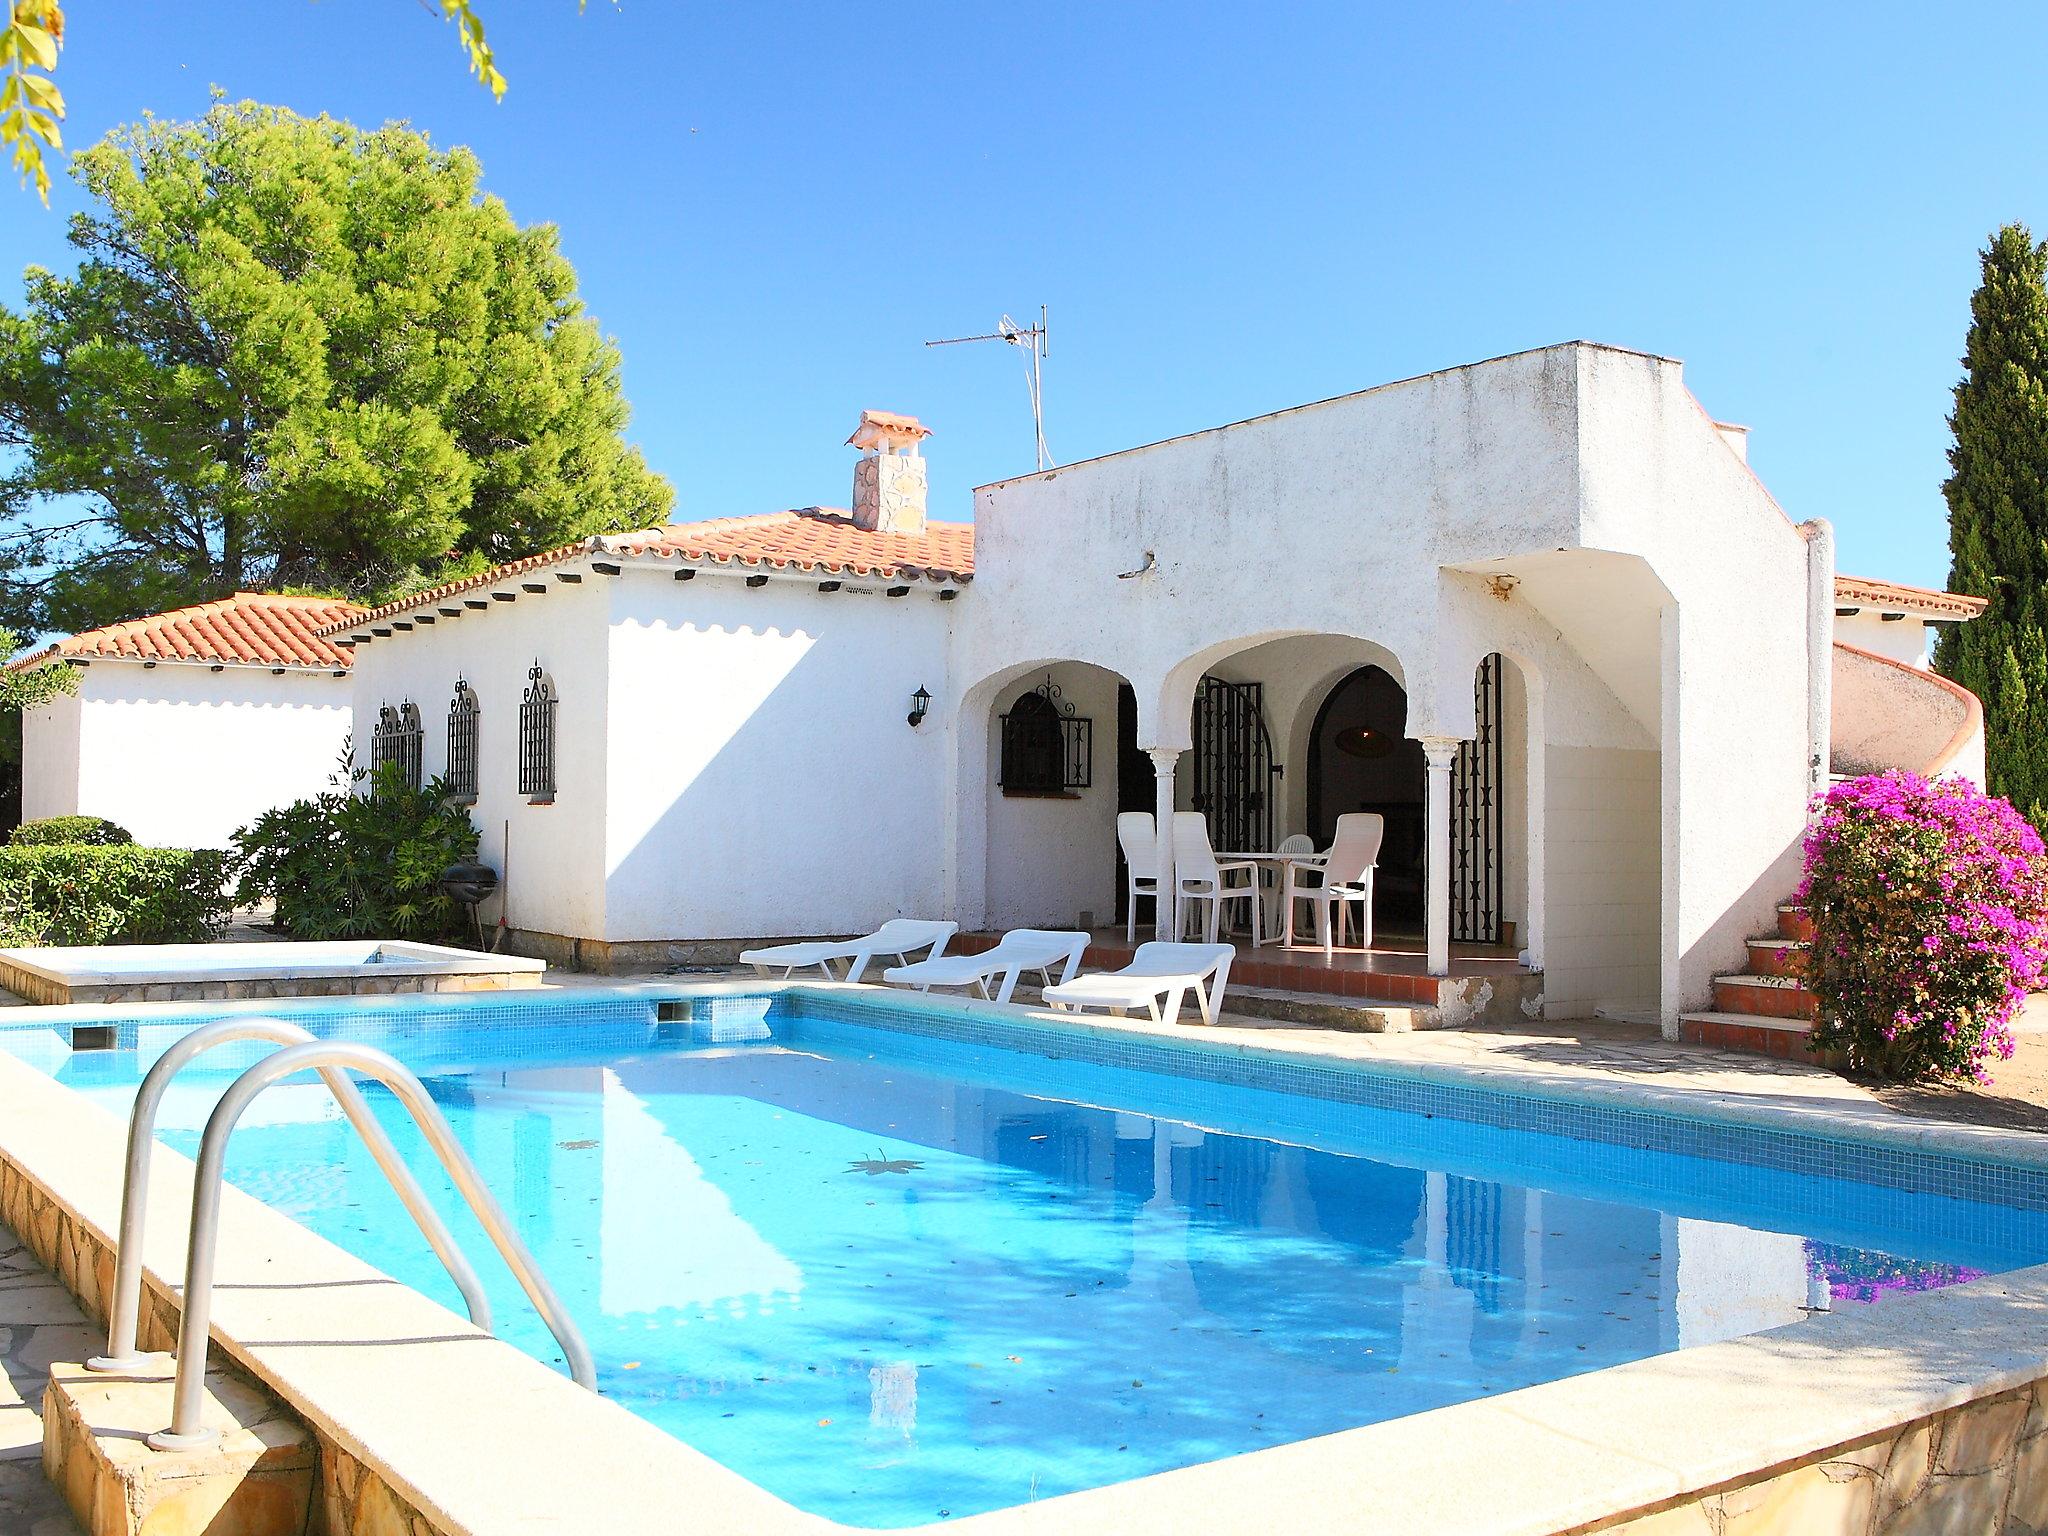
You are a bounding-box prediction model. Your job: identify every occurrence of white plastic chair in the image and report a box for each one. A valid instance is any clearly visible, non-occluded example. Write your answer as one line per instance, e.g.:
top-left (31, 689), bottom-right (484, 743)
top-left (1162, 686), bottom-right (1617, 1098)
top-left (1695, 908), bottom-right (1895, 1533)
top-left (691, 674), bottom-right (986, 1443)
top-left (1041, 942), bottom-right (1236, 1026)
top-left (1266, 832), bottom-right (1316, 938)
top-left (1117, 811), bottom-right (1158, 942)
top-left (883, 929), bottom-right (1090, 1005)
top-left (1283, 813), bottom-right (1383, 953)
top-left (741, 919), bottom-right (957, 982)
top-left (1171, 812), bottom-right (1262, 945)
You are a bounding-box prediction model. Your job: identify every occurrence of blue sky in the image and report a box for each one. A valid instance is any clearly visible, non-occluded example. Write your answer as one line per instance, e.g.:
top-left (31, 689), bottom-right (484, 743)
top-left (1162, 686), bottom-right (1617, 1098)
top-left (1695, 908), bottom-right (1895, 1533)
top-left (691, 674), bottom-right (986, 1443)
top-left (5, 1), bottom-right (2046, 588)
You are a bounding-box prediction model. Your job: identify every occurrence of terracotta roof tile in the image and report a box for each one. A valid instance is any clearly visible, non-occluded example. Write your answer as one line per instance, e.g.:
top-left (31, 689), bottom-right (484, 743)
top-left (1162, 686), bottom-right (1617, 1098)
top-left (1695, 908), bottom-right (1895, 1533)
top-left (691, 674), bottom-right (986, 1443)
top-left (846, 409), bottom-right (931, 447)
top-left (322, 511), bottom-right (975, 636)
top-left (611, 509), bottom-right (972, 583)
top-left (1834, 574), bottom-right (1988, 621)
top-left (9, 592), bottom-right (364, 672)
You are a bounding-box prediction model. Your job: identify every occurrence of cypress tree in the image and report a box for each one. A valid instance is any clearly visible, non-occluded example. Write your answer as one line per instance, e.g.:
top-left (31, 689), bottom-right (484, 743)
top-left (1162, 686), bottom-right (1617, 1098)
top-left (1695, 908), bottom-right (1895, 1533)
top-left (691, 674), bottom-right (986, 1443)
top-left (1936, 223), bottom-right (2048, 826)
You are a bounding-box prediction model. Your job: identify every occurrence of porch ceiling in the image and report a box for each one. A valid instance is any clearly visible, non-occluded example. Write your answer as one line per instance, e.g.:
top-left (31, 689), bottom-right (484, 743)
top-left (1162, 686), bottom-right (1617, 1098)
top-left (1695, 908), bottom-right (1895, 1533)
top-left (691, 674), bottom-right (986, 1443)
top-left (1457, 549), bottom-right (1667, 741)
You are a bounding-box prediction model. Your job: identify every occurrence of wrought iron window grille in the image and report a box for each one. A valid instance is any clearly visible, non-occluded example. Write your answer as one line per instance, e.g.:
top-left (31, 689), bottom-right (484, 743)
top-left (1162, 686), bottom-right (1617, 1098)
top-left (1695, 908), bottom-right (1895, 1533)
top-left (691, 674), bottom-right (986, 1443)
top-left (446, 680), bottom-right (480, 805)
top-left (369, 702), bottom-right (424, 792)
top-left (998, 679), bottom-right (1092, 794)
top-left (519, 663), bottom-right (557, 802)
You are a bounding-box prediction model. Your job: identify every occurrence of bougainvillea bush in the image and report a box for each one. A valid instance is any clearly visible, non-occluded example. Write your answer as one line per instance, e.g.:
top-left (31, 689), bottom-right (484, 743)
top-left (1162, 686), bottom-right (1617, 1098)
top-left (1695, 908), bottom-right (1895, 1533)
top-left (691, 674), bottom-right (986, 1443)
top-left (1800, 771), bottom-right (2048, 1082)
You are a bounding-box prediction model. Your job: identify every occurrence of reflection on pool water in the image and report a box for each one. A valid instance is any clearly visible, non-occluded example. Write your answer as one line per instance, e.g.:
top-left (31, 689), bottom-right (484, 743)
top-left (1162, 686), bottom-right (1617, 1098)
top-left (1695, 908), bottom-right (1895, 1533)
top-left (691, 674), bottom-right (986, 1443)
top-left (9, 991), bottom-right (2045, 1528)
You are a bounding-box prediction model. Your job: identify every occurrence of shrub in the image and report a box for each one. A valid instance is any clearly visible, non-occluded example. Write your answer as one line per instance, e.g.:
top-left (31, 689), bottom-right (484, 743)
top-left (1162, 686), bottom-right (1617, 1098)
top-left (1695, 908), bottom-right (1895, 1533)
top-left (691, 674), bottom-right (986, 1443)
top-left (1800, 771), bottom-right (2048, 1082)
top-left (232, 763), bottom-right (481, 942)
top-left (0, 845), bottom-right (231, 947)
top-left (10, 814), bottom-right (133, 846)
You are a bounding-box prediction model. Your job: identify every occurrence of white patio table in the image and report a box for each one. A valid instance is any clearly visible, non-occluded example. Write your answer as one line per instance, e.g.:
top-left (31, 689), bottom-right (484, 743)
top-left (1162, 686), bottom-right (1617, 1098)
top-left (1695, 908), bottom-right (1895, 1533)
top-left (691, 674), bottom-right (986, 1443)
top-left (1215, 852), bottom-right (1326, 946)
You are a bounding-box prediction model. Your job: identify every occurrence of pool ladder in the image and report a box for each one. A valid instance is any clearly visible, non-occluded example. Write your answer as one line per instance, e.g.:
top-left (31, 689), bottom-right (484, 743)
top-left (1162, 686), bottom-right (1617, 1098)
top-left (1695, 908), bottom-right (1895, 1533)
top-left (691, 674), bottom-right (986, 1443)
top-left (85, 1018), bottom-right (597, 1450)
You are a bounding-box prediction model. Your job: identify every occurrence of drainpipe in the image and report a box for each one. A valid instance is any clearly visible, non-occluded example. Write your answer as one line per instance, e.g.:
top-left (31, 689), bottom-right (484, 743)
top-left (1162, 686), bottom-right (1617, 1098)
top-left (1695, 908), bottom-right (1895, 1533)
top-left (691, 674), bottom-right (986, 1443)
top-left (1801, 519), bottom-right (1835, 808)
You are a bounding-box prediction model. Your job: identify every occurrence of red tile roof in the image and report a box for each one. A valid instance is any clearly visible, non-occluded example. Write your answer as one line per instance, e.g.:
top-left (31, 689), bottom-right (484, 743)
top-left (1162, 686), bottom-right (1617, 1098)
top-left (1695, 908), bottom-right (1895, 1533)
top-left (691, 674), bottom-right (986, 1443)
top-left (322, 510), bottom-right (975, 636)
top-left (610, 509), bottom-right (972, 582)
top-left (9, 592), bottom-right (364, 672)
top-left (1834, 574), bottom-right (1988, 621)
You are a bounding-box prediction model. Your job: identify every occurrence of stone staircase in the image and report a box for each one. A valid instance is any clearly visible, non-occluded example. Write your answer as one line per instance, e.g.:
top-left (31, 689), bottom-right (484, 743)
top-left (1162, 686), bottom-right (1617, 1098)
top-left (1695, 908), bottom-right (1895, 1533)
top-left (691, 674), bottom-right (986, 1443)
top-left (1679, 904), bottom-right (1822, 1062)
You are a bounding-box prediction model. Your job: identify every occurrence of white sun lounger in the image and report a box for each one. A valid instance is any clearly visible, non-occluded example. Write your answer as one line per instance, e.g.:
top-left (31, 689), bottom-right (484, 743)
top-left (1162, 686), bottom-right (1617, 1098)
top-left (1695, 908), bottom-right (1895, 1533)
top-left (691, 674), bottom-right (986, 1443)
top-left (740, 919), bottom-right (957, 983)
top-left (1040, 942), bottom-right (1236, 1026)
top-left (882, 929), bottom-right (1091, 1005)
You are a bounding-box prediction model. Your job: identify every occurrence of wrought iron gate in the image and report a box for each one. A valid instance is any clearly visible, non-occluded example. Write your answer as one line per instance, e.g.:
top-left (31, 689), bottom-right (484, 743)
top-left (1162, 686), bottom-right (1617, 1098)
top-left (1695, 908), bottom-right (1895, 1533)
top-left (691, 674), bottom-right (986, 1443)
top-left (1191, 677), bottom-right (1278, 853)
top-left (1450, 654), bottom-right (1505, 943)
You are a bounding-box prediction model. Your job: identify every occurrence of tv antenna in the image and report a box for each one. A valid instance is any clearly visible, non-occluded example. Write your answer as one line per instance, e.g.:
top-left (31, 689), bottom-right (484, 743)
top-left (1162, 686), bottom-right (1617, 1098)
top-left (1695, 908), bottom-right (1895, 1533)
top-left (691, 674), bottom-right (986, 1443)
top-left (926, 306), bottom-right (1051, 470)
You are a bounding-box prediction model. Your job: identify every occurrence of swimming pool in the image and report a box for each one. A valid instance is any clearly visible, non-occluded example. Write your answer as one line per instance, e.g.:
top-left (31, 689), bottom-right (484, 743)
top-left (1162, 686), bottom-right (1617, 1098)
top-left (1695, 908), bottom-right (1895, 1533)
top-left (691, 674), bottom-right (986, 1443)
top-left (5, 987), bottom-right (2046, 1528)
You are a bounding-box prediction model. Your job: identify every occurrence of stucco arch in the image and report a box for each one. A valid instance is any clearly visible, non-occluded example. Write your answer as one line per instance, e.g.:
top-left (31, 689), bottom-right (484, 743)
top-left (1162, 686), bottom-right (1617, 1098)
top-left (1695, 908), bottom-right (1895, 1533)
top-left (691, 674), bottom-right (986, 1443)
top-left (1152, 628), bottom-right (1418, 752)
top-left (947, 654), bottom-right (1136, 931)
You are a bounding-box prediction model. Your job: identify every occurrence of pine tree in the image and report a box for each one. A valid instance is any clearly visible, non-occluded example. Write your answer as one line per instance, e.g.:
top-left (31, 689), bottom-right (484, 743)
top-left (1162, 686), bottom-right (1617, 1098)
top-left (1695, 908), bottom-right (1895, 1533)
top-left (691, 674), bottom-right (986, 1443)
top-left (0, 99), bottom-right (673, 633)
top-left (1936, 224), bottom-right (2048, 825)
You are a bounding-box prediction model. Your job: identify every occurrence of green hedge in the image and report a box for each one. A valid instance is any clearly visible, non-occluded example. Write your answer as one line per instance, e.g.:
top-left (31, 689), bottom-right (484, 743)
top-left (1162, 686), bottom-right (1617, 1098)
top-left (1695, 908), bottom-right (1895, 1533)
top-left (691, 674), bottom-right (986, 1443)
top-left (9, 815), bottom-right (134, 847)
top-left (0, 846), bottom-right (232, 947)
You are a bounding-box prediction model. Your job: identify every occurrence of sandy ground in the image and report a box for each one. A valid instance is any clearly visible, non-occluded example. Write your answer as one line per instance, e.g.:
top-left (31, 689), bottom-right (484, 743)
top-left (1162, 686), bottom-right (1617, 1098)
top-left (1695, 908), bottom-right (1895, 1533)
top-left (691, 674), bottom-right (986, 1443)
top-left (1859, 991), bottom-right (2048, 1133)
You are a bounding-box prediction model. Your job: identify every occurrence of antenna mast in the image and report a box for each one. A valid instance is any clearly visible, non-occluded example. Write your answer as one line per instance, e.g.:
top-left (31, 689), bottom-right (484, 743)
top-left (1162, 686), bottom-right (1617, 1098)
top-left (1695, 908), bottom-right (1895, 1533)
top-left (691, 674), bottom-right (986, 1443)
top-left (926, 305), bottom-right (1051, 470)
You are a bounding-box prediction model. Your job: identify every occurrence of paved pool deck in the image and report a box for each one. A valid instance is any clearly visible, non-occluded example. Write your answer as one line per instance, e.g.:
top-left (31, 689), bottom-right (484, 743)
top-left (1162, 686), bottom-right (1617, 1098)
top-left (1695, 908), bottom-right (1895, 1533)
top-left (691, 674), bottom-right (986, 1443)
top-left (0, 1226), bottom-right (90, 1535)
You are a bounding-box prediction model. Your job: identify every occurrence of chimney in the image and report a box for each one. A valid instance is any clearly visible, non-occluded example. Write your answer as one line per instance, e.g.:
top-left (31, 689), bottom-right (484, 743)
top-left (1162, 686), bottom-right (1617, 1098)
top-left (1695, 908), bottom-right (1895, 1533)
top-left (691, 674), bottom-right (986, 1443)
top-left (847, 410), bottom-right (932, 535)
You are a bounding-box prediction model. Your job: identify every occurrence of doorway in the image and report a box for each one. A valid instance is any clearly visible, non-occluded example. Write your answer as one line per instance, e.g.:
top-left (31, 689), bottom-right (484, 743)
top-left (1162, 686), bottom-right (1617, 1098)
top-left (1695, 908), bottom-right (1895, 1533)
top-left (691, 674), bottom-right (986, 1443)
top-left (1305, 665), bottom-right (1425, 927)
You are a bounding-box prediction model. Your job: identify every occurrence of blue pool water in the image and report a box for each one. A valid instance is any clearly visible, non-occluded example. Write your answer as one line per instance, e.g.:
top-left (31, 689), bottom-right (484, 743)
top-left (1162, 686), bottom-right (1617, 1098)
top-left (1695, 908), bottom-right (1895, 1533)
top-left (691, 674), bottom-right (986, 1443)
top-left (7, 989), bottom-right (2048, 1527)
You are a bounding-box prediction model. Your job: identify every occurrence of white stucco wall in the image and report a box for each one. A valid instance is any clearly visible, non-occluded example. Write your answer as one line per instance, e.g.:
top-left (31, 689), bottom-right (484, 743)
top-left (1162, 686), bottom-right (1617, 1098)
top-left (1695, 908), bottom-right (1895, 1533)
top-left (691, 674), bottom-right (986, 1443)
top-left (19, 689), bottom-right (82, 825)
top-left (981, 662), bottom-right (1123, 930)
top-left (1832, 641), bottom-right (1985, 787)
top-left (952, 342), bottom-right (1816, 1024)
top-left (21, 664), bottom-right (350, 849)
top-left (1569, 346), bottom-right (1817, 1029)
top-left (345, 580), bottom-right (613, 944)
top-left (1832, 610), bottom-right (1935, 670)
top-left (602, 570), bottom-right (953, 942)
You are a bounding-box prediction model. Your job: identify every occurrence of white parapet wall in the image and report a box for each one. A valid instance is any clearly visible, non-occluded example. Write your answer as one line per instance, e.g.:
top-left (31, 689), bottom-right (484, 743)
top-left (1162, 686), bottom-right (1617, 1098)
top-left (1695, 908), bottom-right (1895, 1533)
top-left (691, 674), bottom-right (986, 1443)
top-left (21, 663), bottom-right (351, 850)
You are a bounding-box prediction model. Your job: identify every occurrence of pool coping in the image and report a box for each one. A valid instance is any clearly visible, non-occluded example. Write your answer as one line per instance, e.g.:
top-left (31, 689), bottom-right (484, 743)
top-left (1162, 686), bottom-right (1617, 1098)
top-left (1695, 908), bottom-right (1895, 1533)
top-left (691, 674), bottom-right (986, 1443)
top-left (0, 979), bottom-right (2045, 1534)
top-left (0, 940), bottom-right (546, 1007)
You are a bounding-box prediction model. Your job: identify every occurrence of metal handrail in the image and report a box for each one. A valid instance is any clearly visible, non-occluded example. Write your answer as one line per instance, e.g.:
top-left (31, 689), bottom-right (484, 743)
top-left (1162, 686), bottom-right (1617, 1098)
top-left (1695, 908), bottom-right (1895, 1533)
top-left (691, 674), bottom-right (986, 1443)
top-left (150, 1039), bottom-right (596, 1450)
top-left (89, 1017), bottom-right (492, 1374)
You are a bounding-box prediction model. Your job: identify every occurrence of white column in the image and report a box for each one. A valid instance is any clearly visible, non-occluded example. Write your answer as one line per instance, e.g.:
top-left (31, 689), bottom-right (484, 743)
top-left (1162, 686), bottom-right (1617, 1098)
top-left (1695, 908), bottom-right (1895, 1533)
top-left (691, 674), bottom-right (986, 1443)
top-left (1419, 735), bottom-right (1461, 977)
top-left (1148, 748), bottom-right (1180, 941)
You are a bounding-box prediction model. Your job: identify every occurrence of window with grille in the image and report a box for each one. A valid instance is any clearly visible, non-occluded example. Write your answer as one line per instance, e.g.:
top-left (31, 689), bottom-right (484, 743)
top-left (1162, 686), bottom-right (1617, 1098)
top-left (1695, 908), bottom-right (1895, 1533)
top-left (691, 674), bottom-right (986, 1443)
top-left (369, 702), bottom-right (423, 791)
top-left (446, 680), bottom-right (480, 804)
top-left (998, 681), bottom-right (1091, 794)
top-left (519, 663), bottom-right (556, 802)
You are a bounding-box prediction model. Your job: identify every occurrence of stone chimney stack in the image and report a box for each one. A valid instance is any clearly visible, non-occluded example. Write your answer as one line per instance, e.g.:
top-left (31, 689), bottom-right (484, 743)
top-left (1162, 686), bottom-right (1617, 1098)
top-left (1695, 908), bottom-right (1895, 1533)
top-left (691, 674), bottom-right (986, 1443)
top-left (847, 410), bottom-right (932, 535)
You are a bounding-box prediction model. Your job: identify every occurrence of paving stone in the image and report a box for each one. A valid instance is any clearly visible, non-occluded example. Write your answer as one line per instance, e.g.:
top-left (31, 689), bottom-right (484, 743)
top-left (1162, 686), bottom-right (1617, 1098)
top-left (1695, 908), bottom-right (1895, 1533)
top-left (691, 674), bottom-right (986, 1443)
top-left (2012, 1428), bottom-right (2048, 1534)
top-left (1935, 1390), bottom-right (2030, 1477)
top-left (1716, 1459), bottom-right (1878, 1534)
top-left (42, 1359), bottom-right (315, 1536)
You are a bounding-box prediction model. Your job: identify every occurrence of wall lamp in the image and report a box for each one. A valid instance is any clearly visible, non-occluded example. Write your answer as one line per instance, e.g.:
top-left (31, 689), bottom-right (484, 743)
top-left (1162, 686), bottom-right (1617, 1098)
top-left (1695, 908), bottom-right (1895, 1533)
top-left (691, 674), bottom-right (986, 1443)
top-left (907, 686), bottom-right (931, 728)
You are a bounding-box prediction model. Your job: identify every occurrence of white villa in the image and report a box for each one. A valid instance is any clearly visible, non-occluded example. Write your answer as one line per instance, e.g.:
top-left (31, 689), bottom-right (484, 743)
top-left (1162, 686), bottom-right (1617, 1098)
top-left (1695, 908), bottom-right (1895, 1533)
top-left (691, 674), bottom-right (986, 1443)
top-left (11, 592), bottom-right (361, 849)
top-left (8, 342), bottom-right (1988, 1041)
top-left (305, 342), bottom-right (1984, 1039)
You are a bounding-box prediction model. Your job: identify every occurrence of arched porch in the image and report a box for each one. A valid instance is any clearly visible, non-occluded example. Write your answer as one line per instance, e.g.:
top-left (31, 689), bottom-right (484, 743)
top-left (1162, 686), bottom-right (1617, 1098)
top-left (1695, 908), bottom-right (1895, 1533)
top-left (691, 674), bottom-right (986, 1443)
top-left (950, 634), bottom-right (1545, 1020)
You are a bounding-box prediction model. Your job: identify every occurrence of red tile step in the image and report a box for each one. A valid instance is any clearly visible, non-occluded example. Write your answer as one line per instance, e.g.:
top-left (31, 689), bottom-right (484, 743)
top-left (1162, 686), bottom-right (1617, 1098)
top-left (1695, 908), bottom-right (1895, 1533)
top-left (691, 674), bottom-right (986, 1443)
top-left (1711, 973), bottom-right (1818, 1021)
top-left (1678, 1010), bottom-right (1817, 1062)
top-left (1777, 904), bottom-right (1815, 943)
top-left (1743, 936), bottom-right (1809, 980)
top-left (950, 932), bottom-right (1471, 1008)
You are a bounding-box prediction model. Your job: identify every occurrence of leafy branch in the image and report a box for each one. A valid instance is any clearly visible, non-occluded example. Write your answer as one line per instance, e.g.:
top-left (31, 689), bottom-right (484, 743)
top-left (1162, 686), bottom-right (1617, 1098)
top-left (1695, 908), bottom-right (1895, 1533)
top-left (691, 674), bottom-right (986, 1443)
top-left (3, 2), bottom-right (612, 203)
top-left (0, 1), bottom-right (62, 203)
top-left (440, 0), bottom-right (506, 99)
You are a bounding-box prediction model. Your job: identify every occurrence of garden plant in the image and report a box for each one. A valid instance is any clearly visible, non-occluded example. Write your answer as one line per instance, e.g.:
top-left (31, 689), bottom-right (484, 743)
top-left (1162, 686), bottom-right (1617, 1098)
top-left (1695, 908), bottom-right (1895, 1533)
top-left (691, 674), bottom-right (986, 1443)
top-left (1801, 770), bottom-right (2048, 1082)
top-left (0, 843), bottom-right (229, 945)
top-left (233, 761), bottom-right (482, 943)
